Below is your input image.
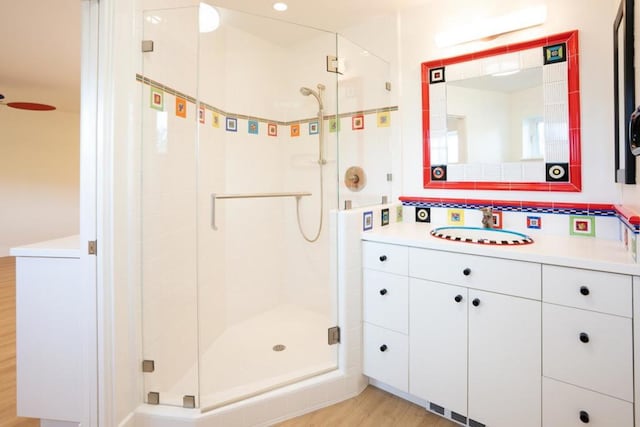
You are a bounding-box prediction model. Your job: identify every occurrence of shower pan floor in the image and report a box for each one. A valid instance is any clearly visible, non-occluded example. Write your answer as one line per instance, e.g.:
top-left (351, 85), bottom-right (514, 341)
top-left (199, 304), bottom-right (337, 411)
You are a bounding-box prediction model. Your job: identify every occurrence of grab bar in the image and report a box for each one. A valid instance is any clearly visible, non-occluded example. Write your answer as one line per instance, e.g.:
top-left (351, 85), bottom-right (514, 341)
top-left (211, 191), bottom-right (312, 230)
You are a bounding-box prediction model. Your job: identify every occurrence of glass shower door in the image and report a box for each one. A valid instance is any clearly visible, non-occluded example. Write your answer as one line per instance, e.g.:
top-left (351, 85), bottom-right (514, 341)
top-left (140, 5), bottom-right (200, 408)
top-left (195, 7), bottom-right (340, 411)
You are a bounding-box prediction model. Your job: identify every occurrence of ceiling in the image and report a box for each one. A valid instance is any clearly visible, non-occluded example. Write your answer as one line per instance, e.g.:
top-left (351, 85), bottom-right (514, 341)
top-left (0, 0), bottom-right (428, 114)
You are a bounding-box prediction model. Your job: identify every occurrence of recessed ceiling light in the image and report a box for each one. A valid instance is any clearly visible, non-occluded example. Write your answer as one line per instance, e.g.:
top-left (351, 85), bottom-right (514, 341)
top-left (273, 2), bottom-right (288, 12)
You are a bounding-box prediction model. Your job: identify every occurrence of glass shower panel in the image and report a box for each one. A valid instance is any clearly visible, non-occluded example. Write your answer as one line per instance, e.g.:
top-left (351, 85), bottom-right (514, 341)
top-left (196, 7), bottom-right (339, 411)
top-left (336, 36), bottom-right (394, 208)
top-left (140, 6), bottom-right (200, 407)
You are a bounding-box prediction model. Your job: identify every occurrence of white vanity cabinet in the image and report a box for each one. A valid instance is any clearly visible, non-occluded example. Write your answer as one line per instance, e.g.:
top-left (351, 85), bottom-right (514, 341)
top-left (408, 248), bottom-right (541, 427)
top-left (542, 265), bottom-right (634, 426)
top-left (362, 242), bottom-right (409, 392)
top-left (361, 227), bottom-right (638, 427)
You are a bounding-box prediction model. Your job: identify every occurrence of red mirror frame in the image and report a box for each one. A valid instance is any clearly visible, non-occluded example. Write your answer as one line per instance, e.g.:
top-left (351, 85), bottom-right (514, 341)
top-left (421, 30), bottom-right (581, 191)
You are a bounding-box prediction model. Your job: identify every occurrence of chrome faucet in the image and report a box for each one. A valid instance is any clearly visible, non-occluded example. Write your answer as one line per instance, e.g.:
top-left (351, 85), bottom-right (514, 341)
top-left (480, 207), bottom-right (494, 228)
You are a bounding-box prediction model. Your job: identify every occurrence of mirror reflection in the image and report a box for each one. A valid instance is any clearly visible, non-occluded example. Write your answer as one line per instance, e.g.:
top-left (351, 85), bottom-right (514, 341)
top-left (421, 31), bottom-right (581, 191)
top-left (441, 66), bottom-right (543, 164)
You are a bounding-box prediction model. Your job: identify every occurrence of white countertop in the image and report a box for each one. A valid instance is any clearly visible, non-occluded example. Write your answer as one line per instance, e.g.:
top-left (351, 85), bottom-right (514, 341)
top-left (363, 223), bottom-right (640, 276)
top-left (10, 235), bottom-right (81, 258)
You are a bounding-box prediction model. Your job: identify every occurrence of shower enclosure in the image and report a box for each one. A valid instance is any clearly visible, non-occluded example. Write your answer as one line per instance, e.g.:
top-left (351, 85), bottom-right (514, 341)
top-left (139, 2), bottom-right (393, 412)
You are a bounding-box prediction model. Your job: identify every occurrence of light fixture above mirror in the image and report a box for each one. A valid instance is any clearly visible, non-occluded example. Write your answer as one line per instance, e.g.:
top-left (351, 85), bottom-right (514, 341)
top-left (421, 30), bottom-right (581, 192)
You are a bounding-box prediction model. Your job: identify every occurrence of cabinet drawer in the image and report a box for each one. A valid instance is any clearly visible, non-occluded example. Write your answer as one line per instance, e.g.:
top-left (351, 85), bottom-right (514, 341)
top-left (409, 248), bottom-right (541, 300)
top-left (363, 270), bottom-right (408, 333)
top-left (543, 265), bottom-right (632, 317)
top-left (543, 304), bottom-right (633, 401)
top-left (543, 377), bottom-right (633, 427)
top-left (363, 323), bottom-right (408, 392)
top-left (362, 241), bottom-right (408, 275)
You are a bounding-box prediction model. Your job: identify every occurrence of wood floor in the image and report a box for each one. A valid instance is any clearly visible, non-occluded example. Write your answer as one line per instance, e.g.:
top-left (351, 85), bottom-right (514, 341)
top-left (275, 385), bottom-right (458, 427)
top-left (0, 257), bottom-right (39, 427)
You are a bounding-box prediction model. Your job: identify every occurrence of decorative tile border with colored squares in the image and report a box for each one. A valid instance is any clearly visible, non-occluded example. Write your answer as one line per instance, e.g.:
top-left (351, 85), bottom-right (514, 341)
top-left (399, 196), bottom-right (640, 234)
top-left (363, 211), bottom-right (373, 231)
top-left (569, 215), bottom-right (595, 237)
top-left (137, 74), bottom-right (398, 136)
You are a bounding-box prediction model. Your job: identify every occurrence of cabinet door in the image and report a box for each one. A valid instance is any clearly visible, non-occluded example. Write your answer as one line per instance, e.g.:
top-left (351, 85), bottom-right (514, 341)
top-left (409, 278), bottom-right (467, 418)
top-left (468, 290), bottom-right (541, 427)
top-left (364, 269), bottom-right (408, 333)
top-left (363, 323), bottom-right (408, 392)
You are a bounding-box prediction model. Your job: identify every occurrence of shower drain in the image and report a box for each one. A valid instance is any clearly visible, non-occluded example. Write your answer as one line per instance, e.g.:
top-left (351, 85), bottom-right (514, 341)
top-left (272, 344), bottom-right (286, 352)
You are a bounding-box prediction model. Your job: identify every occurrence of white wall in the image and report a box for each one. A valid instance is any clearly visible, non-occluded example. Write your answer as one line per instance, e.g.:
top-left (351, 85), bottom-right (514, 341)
top-left (0, 108), bottom-right (79, 256)
top-left (400, 0), bottom-right (619, 203)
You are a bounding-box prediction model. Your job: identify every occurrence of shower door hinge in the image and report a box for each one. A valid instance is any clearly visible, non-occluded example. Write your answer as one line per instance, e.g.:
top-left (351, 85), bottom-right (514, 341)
top-left (386, 173), bottom-right (393, 182)
top-left (142, 359), bottom-right (155, 373)
top-left (88, 240), bottom-right (97, 255)
top-left (142, 40), bottom-right (154, 52)
top-left (328, 326), bottom-right (341, 345)
top-left (385, 82), bottom-right (392, 91)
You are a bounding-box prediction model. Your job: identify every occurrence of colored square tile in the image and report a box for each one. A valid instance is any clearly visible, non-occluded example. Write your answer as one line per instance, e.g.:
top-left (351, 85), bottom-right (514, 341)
top-left (381, 208), bottom-right (390, 227)
top-left (175, 97), bottom-right (187, 118)
top-left (492, 211), bottom-right (503, 229)
top-left (447, 209), bottom-right (464, 225)
top-left (198, 106), bottom-right (205, 124)
top-left (377, 111), bottom-right (391, 128)
top-left (396, 205), bottom-right (403, 223)
top-left (431, 165), bottom-right (447, 181)
top-left (212, 112), bottom-right (220, 128)
top-left (248, 120), bottom-right (259, 135)
top-left (415, 207), bottom-right (431, 223)
top-left (290, 123), bottom-right (300, 137)
top-left (268, 123), bottom-right (277, 136)
top-left (150, 87), bottom-right (164, 111)
top-left (329, 117), bottom-right (340, 133)
top-left (363, 211), bottom-right (373, 231)
top-left (544, 43), bottom-right (567, 64)
top-left (226, 117), bottom-right (237, 132)
top-left (526, 216), bottom-right (542, 229)
top-left (309, 121), bottom-right (319, 135)
top-left (546, 163), bottom-right (569, 182)
top-left (429, 67), bottom-right (445, 84)
top-left (352, 114), bottom-right (364, 130)
top-left (570, 215), bottom-right (595, 237)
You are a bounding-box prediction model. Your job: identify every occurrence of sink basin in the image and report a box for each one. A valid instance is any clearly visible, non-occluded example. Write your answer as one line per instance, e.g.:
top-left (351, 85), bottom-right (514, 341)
top-left (430, 226), bottom-right (534, 245)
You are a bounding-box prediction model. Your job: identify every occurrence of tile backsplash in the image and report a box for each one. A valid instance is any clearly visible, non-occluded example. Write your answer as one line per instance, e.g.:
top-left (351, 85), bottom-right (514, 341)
top-left (400, 197), bottom-right (640, 262)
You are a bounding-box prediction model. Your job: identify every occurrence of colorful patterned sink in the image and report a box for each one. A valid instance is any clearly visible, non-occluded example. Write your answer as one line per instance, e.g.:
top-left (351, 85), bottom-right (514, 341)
top-left (430, 226), bottom-right (534, 245)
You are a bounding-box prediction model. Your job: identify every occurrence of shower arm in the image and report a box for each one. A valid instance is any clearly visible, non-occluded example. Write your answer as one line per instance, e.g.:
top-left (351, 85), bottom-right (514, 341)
top-left (210, 191), bottom-right (312, 230)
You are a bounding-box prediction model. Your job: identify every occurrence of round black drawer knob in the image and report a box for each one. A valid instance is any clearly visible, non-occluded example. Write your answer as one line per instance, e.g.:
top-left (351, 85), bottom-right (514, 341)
top-left (379, 255), bottom-right (388, 262)
top-left (579, 332), bottom-right (590, 343)
top-left (454, 294), bottom-right (463, 303)
top-left (379, 344), bottom-right (388, 352)
top-left (472, 298), bottom-right (480, 307)
top-left (579, 410), bottom-right (590, 423)
top-left (463, 268), bottom-right (471, 276)
top-left (580, 286), bottom-right (590, 296)
top-left (379, 289), bottom-right (388, 296)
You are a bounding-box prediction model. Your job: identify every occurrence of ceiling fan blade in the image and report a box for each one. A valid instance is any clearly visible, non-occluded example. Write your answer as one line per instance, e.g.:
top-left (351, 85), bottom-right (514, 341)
top-left (6, 102), bottom-right (56, 111)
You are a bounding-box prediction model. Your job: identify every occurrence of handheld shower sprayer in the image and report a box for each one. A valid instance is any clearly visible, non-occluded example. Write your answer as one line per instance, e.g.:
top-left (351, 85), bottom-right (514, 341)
top-left (299, 84), bottom-right (325, 111)
top-left (299, 83), bottom-right (326, 165)
top-left (296, 83), bottom-right (327, 243)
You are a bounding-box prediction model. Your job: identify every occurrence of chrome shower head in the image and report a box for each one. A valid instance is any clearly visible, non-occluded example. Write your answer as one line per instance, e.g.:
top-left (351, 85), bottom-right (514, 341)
top-left (300, 85), bottom-right (324, 111)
